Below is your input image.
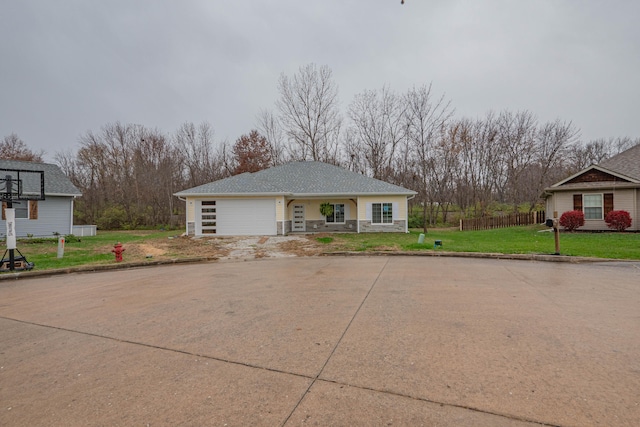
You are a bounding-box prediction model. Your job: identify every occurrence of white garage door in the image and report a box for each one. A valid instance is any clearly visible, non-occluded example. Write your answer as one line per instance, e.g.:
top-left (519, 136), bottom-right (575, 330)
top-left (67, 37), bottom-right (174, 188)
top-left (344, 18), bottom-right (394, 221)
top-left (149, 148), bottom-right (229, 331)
top-left (216, 199), bottom-right (276, 236)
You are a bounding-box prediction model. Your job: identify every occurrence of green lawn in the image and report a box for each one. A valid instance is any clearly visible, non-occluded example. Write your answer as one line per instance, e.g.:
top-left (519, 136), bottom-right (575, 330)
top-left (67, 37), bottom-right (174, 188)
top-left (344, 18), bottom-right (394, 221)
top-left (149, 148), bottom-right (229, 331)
top-left (2, 226), bottom-right (638, 274)
top-left (320, 225), bottom-right (640, 260)
top-left (7, 230), bottom-right (180, 271)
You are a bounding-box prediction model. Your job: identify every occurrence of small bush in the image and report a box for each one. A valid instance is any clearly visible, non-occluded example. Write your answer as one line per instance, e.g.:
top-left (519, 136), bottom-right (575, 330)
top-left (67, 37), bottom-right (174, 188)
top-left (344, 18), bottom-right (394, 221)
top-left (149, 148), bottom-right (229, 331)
top-left (605, 210), bottom-right (632, 231)
top-left (64, 234), bottom-right (82, 243)
top-left (559, 210), bottom-right (585, 231)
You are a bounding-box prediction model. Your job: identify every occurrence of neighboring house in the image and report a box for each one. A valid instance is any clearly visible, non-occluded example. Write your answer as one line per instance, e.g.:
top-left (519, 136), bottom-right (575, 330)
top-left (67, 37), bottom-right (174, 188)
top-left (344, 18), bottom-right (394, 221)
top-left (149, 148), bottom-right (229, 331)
top-left (0, 159), bottom-right (82, 237)
top-left (175, 161), bottom-right (417, 236)
top-left (544, 143), bottom-right (640, 231)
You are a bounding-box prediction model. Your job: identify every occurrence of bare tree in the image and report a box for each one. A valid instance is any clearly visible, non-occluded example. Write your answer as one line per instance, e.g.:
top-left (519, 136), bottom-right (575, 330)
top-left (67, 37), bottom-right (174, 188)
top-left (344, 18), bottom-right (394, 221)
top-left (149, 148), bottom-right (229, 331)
top-left (495, 110), bottom-right (538, 209)
top-left (257, 109), bottom-right (287, 165)
top-left (347, 86), bottom-right (405, 179)
top-left (173, 122), bottom-right (227, 187)
top-left (276, 63), bottom-right (342, 162)
top-left (404, 84), bottom-right (453, 231)
top-left (525, 119), bottom-right (578, 210)
top-left (0, 133), bottom-right (44, 162)
top-left (64, 123), bottom-right (186, 228)
top-left (568, 137), bottom-right (639, 171)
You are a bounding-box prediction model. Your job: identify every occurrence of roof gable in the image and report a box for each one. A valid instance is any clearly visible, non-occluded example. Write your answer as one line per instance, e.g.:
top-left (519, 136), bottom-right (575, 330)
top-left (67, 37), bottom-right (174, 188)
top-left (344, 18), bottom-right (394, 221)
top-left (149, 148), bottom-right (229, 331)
top-left (564, 168), bottom-right (632, 185)
top-left (599, 143), bottom-right (640, 181)
top-left (175, 161), bottom-right (416, 196)
top-left (0, 159), bottom-right (81, 197)
top-left (547, 143), bottom-right (640, 191)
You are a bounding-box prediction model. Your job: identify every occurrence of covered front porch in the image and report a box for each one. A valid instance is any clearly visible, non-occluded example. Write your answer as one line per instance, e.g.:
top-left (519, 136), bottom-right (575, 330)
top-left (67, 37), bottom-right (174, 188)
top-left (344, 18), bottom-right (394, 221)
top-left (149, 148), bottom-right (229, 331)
top-left (279, 198), bottom-right (358, 235)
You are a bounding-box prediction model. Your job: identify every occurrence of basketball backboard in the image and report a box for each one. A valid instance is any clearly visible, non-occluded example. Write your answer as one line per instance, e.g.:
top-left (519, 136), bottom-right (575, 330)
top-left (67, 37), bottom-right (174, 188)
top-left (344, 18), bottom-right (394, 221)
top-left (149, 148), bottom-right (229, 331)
top-left (0, 168), bottom-right (45, 201)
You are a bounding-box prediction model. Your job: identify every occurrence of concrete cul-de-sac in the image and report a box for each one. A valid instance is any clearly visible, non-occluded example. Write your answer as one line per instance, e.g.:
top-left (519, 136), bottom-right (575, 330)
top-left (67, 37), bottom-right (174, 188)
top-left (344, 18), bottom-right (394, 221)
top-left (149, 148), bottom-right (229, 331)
top-left (1, 256), bottom-right (639, 426)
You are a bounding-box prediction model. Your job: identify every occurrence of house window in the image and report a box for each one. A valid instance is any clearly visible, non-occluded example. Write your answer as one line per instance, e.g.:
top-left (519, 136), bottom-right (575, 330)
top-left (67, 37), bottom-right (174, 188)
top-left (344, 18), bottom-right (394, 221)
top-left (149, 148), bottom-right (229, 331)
top-left (14, 201), bottom-right (28, 219)
top-left (1, 201), bottom-right (36, 220)
top-left (583, 194), bottom-right (603, 220)
top-left (372, 203), bottom-right (393, 224)
top-left (326, 203), bottom-right (345, 223)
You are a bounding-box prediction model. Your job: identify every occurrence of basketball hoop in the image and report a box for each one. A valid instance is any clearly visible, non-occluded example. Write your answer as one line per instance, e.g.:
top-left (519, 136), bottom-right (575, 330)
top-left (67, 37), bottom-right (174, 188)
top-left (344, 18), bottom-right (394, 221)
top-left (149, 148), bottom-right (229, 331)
top-left (1, 168), bottom-right (45, 272)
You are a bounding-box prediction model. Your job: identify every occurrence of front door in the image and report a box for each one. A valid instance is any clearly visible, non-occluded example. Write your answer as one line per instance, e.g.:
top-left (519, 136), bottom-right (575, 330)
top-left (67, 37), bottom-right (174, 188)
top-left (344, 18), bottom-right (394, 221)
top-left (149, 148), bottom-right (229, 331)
top-left (292, 204), bottom-right (305, 232)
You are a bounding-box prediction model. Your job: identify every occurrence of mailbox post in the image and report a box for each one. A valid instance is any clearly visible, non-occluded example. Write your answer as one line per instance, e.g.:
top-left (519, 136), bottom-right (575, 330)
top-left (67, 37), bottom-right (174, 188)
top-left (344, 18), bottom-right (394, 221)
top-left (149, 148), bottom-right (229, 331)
top-left (545, 218), bottom-right (560, 255)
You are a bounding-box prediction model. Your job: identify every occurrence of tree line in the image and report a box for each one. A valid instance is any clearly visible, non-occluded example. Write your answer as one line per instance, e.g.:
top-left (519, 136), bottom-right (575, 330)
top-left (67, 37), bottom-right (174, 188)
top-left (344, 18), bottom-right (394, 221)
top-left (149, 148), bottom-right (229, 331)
top-left (3, 63), bottom-right (638, 229)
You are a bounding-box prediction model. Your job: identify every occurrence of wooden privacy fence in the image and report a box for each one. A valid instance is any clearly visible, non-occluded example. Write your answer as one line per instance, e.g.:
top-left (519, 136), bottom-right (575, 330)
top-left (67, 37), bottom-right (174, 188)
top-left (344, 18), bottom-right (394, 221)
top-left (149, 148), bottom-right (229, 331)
top-left (460, 211), bottom-right (546, 231)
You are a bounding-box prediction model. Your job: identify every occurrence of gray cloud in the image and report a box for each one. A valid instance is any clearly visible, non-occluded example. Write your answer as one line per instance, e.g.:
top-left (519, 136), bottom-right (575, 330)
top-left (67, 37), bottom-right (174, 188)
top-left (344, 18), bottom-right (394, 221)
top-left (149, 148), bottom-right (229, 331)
top-left (1, 0), bottom-right (638, 160)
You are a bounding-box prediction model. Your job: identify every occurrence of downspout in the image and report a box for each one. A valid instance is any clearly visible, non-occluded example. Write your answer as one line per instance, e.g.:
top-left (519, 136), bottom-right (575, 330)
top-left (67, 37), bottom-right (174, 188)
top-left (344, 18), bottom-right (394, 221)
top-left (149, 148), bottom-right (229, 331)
top-left (70, 196), bottom-right (76, 235)
top-left (280, 196), bottom-right (285, 235)
top-left (634, 186), bottom-right (638, 231)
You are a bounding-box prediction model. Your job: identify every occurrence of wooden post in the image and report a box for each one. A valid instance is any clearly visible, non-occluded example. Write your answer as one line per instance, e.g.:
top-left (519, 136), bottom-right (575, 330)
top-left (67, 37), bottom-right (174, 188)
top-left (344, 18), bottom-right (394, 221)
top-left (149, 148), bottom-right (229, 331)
top-left (554, 224), bottom-right (560, 255)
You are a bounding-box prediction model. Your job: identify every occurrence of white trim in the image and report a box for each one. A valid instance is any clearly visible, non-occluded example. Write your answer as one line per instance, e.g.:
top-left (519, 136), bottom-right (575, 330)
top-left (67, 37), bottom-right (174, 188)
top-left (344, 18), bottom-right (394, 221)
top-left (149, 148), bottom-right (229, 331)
top-left (176, 192), bottom-right (416, 198)
top-left (371, 202), bottom-right (394, 225)
top-left (583, 193), bottom-right (604, 220)
top-left (69, 198), bottom-right (75, 234)
top-left (325, 203), bottom-right (346, 224)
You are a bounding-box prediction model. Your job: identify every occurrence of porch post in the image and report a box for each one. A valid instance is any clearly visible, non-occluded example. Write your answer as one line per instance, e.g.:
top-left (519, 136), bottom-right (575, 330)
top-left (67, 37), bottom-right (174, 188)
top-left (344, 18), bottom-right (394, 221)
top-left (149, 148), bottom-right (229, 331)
top-left (356, 196), bottom-right (360, 233)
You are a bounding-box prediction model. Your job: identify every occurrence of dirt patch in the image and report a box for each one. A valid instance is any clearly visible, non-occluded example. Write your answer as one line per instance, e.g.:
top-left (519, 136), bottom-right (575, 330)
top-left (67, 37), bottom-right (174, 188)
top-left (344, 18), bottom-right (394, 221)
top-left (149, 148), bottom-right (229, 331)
top-left (277, 236), bottom-right (327, 257)
top-left (137, 244), bottom-right (167, 257)
top-left (96, 235), bottom-right (331, 263)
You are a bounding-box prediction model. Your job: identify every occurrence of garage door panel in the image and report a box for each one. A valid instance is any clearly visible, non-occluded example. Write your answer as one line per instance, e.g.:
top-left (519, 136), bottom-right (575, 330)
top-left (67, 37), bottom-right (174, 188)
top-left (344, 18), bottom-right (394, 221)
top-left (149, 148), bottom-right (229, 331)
top-left (216, 199), bottom-right (276, 236)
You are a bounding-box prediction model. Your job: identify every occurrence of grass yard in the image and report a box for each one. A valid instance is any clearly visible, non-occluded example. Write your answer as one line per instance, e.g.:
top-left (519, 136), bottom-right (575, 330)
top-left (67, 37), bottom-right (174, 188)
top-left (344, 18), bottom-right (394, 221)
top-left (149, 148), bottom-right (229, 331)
top-left (318, 225), bottom-right (640, 260)
top-left (8, 230), bottom-right (185, 271)
top-left (2, 225), bottom-right (639, 273)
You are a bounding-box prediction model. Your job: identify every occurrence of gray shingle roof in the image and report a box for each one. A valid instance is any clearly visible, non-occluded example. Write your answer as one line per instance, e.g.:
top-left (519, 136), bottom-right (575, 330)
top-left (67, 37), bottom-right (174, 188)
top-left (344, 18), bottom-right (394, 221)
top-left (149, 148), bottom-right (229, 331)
top-left (599, 143), bottom-right (640, 181)
top-left (175, 161), bottom-right (416, 196)
top-left (0, 159), bottom-right (82, 197)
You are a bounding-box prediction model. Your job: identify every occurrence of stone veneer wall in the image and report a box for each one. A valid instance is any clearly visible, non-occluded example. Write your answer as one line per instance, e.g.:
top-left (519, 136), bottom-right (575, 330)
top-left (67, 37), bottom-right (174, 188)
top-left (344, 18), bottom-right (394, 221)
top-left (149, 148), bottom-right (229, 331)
top-left (279, 221), bottom-right (292, 235)
top-left (187, 221), bottom-right (195, 236)
top-left (359, 220), bottom-right (406, 233)
top-left (302, 220), bottom-right (357, 233)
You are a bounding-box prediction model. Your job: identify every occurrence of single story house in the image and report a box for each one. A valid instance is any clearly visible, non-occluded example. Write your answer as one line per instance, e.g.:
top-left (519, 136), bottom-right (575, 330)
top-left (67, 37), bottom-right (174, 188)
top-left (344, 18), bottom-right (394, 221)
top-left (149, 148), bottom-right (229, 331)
top-left (1, 159), bottom-right (82, 237)
top-left (544, 143), bottom-right (640, 231)
top-left (175, 161), bottom-right (417, 236)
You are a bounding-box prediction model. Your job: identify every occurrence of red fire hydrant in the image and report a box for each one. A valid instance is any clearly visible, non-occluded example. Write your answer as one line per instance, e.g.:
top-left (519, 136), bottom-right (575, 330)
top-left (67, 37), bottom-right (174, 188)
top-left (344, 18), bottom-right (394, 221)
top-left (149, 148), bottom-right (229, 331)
top-left (112, 242), bottom-right (125, 262)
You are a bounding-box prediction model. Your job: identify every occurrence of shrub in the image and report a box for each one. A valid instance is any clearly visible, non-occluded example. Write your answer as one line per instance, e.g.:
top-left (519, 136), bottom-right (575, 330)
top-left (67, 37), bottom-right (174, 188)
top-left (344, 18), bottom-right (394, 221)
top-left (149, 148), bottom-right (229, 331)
top-left (96, 205), bottom-right (127, 230)
top-left (605, 210), bottom-right (632, 231)
top-left (559, 210), bottom-right (585, 231)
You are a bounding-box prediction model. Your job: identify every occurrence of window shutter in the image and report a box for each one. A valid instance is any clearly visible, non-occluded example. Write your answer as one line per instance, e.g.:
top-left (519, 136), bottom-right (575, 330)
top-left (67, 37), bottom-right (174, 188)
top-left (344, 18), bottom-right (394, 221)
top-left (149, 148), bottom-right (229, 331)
top-left (604, 193), bottom-right (613, 216)
top-left (392, 202), bottom-right (399, 220)
top-left (365, 203), bottom-right (372, 220)
top-left (29, 200), bottom-right (38, 220)
top-left (344, 204), bottom-right (350, 220)
top-left (573, 194), bottom-right (582, 211)
top-left (1, 202), bottom-right (5, 220)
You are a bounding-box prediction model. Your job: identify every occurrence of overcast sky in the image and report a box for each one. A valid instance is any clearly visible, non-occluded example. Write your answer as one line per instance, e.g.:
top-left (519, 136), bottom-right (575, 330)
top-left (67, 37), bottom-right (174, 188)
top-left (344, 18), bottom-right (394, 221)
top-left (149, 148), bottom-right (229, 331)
top-left (2, 0), bottom-right (639, 162)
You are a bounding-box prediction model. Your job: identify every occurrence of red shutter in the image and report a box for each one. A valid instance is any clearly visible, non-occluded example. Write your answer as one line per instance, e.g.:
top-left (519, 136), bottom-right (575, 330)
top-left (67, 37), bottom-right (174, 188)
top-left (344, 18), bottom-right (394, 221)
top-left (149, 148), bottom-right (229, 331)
top-left (29, 200), bottom-right (38, 220)
top-left (604, 193), bottom-right (614, 216)
top-left (573, 194), bottom-right (583, 211)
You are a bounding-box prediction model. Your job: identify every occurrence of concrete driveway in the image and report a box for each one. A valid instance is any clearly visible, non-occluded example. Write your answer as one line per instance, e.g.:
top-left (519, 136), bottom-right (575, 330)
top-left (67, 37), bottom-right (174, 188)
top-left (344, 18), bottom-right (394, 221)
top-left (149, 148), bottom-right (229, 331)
top-left (1, 256), bottom-right (639, 426)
